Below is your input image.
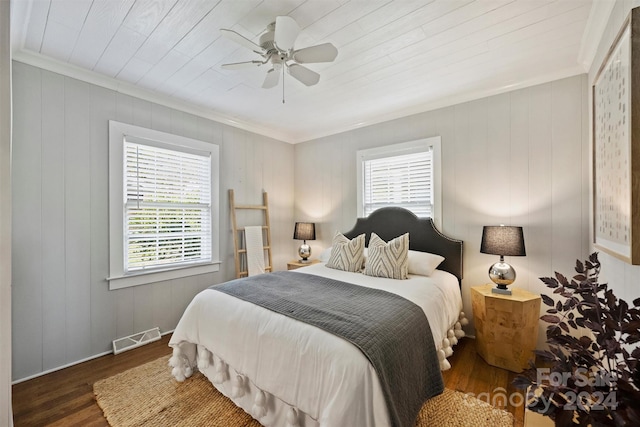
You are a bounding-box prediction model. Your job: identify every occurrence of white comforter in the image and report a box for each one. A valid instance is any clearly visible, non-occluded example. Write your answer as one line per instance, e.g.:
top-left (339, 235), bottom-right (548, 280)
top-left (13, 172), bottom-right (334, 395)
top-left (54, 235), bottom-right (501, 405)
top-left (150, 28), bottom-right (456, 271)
top-left (169, 264), bottom-right (465, 427)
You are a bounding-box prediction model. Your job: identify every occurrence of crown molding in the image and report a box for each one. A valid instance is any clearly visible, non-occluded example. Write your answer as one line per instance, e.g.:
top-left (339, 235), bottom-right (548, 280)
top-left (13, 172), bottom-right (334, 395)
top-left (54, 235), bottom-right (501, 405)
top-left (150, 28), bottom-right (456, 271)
top-left (295, 66), bottom-right (586, 143)
top-left (11, 49), bottom-right (296, 144)
top-left (577, 0), bottom-right (616, 71)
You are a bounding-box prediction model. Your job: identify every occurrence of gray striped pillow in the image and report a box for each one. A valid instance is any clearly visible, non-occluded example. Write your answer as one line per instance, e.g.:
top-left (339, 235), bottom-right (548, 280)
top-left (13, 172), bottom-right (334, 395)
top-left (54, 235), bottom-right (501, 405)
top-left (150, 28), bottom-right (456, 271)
top-left (363, 232), bottom-right (409, 280)
top-left (326, 232), bottom-right (365, 272)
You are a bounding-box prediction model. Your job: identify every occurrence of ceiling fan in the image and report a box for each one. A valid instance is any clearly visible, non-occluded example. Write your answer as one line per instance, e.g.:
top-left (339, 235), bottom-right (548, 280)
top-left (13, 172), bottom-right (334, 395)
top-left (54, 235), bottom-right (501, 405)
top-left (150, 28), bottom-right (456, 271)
top-left (220, 16), bottom-right (338, 89)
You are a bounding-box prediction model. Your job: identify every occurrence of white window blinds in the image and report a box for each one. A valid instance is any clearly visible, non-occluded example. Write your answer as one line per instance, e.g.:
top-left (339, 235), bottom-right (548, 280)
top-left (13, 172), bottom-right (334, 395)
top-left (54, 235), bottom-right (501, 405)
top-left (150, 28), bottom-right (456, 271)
top-left (124, 139), bottom-right (212, 272)
top-left (362, 149), bottom-right (433, 218)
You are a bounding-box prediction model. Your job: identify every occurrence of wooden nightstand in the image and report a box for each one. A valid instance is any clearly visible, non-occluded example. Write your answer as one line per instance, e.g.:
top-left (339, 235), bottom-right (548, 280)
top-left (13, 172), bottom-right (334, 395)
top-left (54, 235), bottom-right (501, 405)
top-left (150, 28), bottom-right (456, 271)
top-left (471, 284), bottom-right (541, 373)
top-left (287, 259), bottom-right (321, 270)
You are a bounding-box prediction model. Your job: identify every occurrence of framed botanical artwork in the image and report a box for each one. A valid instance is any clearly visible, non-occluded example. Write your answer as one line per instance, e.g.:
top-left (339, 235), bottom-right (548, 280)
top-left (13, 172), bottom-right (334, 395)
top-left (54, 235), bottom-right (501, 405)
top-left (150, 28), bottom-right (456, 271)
top-left (593, 7), bottom-right (640, 264)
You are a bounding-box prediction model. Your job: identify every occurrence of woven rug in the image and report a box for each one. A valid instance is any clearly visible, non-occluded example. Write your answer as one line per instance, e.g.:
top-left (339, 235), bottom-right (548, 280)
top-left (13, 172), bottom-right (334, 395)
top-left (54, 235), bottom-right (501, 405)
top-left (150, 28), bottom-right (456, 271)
top-left (94, 355), bottom-right (514, 427)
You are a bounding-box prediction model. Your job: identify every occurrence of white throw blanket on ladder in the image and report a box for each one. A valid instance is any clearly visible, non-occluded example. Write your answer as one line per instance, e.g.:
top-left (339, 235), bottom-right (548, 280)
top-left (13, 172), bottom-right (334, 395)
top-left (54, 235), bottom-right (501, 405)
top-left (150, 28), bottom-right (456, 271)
top-left (245, 226), bottom-right (265, 276)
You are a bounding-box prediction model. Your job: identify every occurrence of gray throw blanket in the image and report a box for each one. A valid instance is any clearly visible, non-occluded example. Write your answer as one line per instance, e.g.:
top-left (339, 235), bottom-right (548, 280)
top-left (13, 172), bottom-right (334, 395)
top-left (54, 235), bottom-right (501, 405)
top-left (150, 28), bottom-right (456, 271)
top-left (211, 271), bottom-right (444, 427)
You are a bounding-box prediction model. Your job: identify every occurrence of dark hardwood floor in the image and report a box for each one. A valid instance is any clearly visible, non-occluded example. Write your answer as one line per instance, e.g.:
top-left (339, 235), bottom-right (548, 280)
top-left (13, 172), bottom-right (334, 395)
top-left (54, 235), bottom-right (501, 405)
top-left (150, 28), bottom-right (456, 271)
top-left (12, 336), bottom-right (525, 426)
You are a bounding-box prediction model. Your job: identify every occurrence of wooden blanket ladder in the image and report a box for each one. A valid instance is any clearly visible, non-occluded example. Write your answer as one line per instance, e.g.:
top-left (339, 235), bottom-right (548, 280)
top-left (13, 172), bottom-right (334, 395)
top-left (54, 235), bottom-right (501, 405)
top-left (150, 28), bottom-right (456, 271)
top-left (229, 189), bottom-right (273, 278)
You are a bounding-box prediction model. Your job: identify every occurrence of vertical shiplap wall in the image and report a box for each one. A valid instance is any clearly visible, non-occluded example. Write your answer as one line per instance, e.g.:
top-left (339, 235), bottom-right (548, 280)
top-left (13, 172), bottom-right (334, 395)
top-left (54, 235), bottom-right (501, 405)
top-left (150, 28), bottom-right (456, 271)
top-left (11, 62), bottom-right (294, 381)
top-left (294, 75), bottom-right (589, 348)
top-left (588, 0), bottom-right (640, 308)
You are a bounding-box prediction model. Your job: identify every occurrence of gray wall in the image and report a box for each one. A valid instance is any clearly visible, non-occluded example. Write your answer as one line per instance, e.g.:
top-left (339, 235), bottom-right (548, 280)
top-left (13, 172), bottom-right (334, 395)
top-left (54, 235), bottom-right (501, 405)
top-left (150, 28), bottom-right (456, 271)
top-left (11, 61), bottom-right (295, 381)
top-left (1, 0), bottom-right (13, 423)
top-left (294, 74), bottom-right (590, 348)
top-left (588, 0), bottom-right (640, 308)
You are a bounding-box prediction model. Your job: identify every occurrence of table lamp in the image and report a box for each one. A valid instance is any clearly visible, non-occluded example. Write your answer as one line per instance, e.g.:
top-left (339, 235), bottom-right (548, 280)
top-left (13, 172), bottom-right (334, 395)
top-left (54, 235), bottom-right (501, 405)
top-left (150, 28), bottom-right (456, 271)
top-left (293, 222), bottom-right (316, 262)
top-left (480, 225), bottom-right (526, 295)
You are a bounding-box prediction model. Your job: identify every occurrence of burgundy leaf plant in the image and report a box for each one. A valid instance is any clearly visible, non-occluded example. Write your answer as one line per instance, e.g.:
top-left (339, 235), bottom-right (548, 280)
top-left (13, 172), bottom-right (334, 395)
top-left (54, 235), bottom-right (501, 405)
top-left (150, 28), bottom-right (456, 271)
top-left (513, 253), bottom-right (640, 426)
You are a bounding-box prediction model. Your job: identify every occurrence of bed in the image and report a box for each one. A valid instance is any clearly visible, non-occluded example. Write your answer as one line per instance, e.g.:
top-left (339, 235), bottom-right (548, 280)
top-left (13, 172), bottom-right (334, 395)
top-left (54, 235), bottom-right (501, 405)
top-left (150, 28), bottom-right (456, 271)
top-left (169, 207), bottom-right (466, 427)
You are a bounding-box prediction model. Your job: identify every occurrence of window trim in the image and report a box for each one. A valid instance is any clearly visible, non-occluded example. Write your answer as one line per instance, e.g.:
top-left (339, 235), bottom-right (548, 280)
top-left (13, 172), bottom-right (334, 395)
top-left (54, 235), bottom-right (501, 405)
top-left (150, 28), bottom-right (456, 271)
top-left (108, 120), bottom-right (220, 290)
top-left (356, 137), bottom-right (442, 229)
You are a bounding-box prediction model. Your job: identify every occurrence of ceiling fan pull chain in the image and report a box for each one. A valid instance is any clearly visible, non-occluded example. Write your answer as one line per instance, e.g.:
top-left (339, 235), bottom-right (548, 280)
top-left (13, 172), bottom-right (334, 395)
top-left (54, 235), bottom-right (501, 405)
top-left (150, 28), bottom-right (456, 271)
top-left (282, 65), bottom-right (286, 104)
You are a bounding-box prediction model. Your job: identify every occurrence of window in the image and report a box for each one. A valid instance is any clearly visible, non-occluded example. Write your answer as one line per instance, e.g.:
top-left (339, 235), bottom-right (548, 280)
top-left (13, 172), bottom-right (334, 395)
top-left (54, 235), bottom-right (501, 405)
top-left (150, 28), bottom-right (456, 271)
top-left (108, 121), bottom-right (220, 290)
top-left (124, 139), bottom-right (212, 271)
top-left (357, 137), bottom-right (441, 226)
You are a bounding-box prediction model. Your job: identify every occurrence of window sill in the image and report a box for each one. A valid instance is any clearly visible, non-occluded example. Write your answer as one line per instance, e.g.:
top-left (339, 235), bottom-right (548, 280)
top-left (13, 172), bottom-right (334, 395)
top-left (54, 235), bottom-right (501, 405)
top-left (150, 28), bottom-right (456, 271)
top-left (108, 262), bottom-right (221, 290)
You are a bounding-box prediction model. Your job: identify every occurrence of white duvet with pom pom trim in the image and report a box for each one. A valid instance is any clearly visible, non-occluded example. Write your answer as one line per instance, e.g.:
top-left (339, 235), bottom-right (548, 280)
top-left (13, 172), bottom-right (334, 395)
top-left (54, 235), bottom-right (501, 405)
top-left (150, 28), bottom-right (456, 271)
top-left (169, 264), bottom-right (464, 427)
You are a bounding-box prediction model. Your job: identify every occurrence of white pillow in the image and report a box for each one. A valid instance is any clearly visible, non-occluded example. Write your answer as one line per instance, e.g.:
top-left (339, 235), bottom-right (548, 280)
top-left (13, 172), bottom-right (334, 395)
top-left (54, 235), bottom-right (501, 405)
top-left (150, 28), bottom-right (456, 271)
top-left (408, 250), bottom-right (445, 276)
top-left (363, 233), bottom-right (409, 280)
top-left (326, 232), bottom-right (366, 272)
top-left (320, 247), bottom-right (332, 263)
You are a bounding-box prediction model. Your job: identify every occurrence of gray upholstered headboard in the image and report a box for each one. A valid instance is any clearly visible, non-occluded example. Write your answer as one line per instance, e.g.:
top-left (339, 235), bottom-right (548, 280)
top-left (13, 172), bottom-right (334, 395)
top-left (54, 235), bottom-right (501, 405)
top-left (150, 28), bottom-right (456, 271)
top-left (342, 207), bottom-right (463, 285)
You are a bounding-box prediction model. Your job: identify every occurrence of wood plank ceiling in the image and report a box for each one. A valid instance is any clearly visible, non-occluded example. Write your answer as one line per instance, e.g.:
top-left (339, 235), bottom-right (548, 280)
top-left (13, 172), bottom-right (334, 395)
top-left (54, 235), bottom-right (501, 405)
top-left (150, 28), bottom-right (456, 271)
top-left (11, 0), bottom-right (597, 143)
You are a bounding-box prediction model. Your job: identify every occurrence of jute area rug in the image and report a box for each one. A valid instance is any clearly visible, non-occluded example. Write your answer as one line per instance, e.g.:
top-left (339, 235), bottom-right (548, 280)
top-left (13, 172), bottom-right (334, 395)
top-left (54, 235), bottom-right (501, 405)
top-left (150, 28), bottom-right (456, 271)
top-left (94, 355), bottom-right (514, 427)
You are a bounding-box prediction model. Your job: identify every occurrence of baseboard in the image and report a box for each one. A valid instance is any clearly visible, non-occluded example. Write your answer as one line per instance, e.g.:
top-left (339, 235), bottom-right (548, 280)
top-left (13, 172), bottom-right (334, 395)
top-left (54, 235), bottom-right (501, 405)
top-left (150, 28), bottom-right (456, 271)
top-left (12, 329), bottom-right (174, 385)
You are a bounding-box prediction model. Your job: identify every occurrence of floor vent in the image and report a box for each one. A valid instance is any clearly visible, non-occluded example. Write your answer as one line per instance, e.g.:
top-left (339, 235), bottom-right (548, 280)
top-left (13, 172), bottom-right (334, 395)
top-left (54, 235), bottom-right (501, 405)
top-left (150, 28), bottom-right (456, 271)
top-left (112, 327), bottom-right (161, 355)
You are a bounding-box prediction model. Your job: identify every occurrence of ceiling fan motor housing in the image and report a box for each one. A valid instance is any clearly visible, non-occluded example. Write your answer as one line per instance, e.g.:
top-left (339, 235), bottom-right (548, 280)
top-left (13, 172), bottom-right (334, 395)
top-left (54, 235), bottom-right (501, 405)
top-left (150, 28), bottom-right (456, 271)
top-left (259, 30), bottom-right (277, 53)
top-left (260, 30), bottom-right (286, 68)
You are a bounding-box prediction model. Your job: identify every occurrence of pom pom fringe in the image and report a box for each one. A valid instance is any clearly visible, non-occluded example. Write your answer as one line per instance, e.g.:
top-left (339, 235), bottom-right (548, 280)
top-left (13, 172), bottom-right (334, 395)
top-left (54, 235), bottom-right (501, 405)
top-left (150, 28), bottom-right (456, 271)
top-left (441, 337), bottom-right (453, 357)
top-left (442, 338), bottom-right (453, 357)
top-left (168, 347), bottom-right (182, 369)
top-left (212, 356), bottom-right (229, 384)
top-left (437, 316), bottom-right (468, 371)
top-left (171, 366), bottom-right (186, 382)
top-left (286, 407), bottom-right (300, 427)
top-left (197, 345), bottom-right (211, 370)
top-left (231, 374), bottom-right (245, 398)
top-left (444, 346), bottom-right (454, 358)
top-left (252, 390), bottom-right (268, 419)
top-left (447, 329), bottom-right (458, 346)
top-left (168, 347), bottom-right (192, 382)
top-left (459, 311), bottom-right (469, 326)
top-left (453, 321), bottom-right (465, 339)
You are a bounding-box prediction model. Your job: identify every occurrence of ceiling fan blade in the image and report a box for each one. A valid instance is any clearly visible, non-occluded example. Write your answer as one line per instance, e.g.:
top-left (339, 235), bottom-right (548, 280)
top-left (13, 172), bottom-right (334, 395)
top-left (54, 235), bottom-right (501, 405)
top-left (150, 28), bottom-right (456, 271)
top-left (221, 61), bottom-right (263, 70)
top-left (293, 43), bottom-right (338, 63)
top-left (262, 69), bottom-right (280, 89)
top-left (220, 29), bottom-right (265, 54)
top-left (274, 16), bottom-right (299, 52)
top-left (288, 64), bottom-right (320, 86)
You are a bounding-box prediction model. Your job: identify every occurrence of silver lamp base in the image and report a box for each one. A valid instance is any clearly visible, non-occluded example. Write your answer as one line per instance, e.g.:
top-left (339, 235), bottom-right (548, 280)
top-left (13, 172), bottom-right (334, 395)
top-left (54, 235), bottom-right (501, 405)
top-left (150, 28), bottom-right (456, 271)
top-left (488, 260), bottom-right (515, 295)
top-left (298, 242), bottom-right (311, 262)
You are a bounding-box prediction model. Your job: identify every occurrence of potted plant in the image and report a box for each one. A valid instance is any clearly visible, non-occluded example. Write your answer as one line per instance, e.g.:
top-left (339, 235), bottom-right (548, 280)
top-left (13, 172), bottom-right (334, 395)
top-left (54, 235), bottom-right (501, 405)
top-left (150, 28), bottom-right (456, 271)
top-left (514, 252), bottom-right (640, 426)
